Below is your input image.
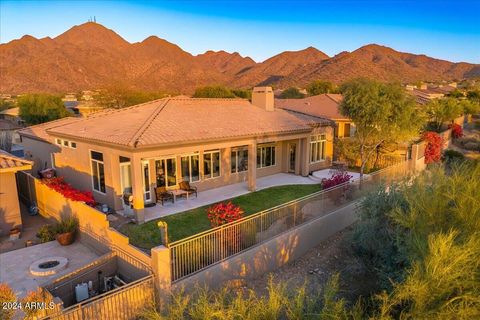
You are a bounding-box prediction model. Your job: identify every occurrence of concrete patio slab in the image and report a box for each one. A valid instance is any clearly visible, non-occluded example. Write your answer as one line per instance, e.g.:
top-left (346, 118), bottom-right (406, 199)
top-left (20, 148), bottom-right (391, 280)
top-left (0, 240), bottom-right (101, 298)
top-left (142, 173), bottom-right (318, 222)
top-left (311, 169), bottom-right (367, 182)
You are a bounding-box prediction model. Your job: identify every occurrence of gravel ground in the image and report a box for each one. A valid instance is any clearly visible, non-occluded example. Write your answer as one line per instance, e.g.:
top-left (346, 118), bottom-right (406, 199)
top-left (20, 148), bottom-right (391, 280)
top-left (241, 227), bottom-right (377, 303)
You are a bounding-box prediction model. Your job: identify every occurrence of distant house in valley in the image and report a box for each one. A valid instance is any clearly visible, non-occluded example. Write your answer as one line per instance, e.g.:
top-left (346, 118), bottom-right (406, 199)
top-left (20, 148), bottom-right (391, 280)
top-left (0, 107), bottom-right (24, 126)
top-left (0, 150), bottom-right (32, 237)
top-left (0, 119), bottom-right (22, 153)
top-left (406, 83), bottom-right (458, 105)
top-left (18, 87), bottom-right (335, 222)
top-left (275, 94), bottom-right (355, 138)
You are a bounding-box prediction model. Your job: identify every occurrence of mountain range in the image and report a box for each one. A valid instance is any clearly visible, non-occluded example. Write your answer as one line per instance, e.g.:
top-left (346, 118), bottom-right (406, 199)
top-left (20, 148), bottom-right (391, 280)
top-left (1, 22), bottom-right (479, 94)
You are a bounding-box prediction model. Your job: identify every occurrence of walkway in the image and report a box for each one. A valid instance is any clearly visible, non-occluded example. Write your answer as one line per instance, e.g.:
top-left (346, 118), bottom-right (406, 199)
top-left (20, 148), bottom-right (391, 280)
top-left (143, 173), bottom-right (318, 222)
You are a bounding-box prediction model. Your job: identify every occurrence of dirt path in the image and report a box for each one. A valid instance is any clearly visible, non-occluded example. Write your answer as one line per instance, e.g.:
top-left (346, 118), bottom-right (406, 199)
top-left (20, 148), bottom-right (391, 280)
top-left (243, 227), bottom-right (377, 303)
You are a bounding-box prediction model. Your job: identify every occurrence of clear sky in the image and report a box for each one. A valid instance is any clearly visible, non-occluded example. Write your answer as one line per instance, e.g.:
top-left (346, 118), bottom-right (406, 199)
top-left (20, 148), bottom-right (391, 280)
top-left (1, 0), bottom-right (479, 63)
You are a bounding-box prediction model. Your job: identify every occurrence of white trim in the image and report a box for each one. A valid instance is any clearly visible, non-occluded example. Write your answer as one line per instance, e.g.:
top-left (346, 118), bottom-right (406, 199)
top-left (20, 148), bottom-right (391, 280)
top-left (89, 149), bottom-right (106, 195)
top-left (203, 150), bottom-right (221, 180)
top-left (256, 144), bottom-right (276, 169)
top-left (180, 154), bottom-right (200, 183)
top-left (309, 134), bottom-right (326, 164)
top-left (142, 160), bottom-right (152, 203)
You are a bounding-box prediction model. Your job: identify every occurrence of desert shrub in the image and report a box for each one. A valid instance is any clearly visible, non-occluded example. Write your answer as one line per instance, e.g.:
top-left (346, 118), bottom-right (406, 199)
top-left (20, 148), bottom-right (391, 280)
top-left (206, 202), bottom-right (244, 227)
top-left (423, 131), bottom-right (443, 164)
top-left (140, 275), bottom-right (360, 320)
top-left (37, 224), bottom-right (56, 243)
top-left (193, 86), bottom-right (236, 98)
top-left (0, 283), bottom-right (16, 320)
top-left (279, 87), bottom-right (305, 99)
top-left (442, 149), bottom-right (464, 163)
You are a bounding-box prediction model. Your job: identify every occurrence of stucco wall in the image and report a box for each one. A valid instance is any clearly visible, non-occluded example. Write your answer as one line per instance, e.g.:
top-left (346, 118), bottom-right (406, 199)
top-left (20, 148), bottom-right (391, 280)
top-left (0, 172), bottom-right (22, 235)
top-left (22, 137), bottom-right (58, 174)
top-left (174, 202), bottom-right (358, 289)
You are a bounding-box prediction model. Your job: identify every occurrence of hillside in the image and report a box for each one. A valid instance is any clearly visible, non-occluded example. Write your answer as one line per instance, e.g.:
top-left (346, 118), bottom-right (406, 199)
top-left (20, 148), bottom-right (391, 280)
top-left (1, 22), bottom-right (478, 94)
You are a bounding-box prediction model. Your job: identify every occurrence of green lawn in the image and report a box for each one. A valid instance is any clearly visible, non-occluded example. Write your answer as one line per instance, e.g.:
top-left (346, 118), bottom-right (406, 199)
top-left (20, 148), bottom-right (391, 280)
top-left (120, 184), bottom-right (322, 249)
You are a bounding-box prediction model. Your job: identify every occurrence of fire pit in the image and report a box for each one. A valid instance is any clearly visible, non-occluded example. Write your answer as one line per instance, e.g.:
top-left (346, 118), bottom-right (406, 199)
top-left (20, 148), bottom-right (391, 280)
top-left (30, 257), bottom-right (68, 276)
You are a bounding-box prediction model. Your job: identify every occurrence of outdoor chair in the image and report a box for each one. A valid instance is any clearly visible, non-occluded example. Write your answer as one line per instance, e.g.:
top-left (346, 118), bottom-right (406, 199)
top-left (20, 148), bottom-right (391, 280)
top-left (179, 181), bottom-right (198, 198)
top-left (155, 187), bottom-right (174, 206)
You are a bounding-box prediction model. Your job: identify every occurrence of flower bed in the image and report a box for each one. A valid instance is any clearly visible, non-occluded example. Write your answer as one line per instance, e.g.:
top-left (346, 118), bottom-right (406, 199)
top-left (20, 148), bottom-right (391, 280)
top-left (423, 131), bottom-right (443, 164)
top-left (207, 201), bottom-right (244, 227)
top-left (42, 177), bottom-right (96, 206)
top-left (321, 171), bottom-right (352, 189)
top-left (448, 123), bottom-right (463, 139)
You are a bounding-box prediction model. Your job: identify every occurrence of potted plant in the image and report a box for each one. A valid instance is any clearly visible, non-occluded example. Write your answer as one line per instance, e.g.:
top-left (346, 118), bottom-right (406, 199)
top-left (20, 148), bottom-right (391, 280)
top-left (55, 216), bottom-right (78, 246)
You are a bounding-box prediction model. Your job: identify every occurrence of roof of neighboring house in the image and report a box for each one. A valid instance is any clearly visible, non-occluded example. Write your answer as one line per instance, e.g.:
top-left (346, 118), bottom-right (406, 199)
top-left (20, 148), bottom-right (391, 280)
top-left (275, 94), bottom-right (349, 121)
top-left (0, 149), bottom-right (32, 173)
top-left (17, 117), bottom-right (82, 142)
top-left (0, 119), bottom-right (22, 131)
top-left (0, 107), bottom-right (19, 116)
top-left (19, 98), bottom-right (332, 148)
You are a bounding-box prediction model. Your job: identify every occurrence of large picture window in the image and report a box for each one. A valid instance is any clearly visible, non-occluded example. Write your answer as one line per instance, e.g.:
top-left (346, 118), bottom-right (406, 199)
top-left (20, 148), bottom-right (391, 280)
top-left (204, 150), bottom-right (220, 179)
top-left (231, 148), bottom-right (248, 173)
top-left (257, 144), bottom-right (276, 168)
top-left (181, 154), bottom-right (200, 183)
top-left (155, 158), bottom-right (177, 188)
top-left (90, 151), bottom-right (105, 193)
top-left (310, 134), bottom-right (326, 163)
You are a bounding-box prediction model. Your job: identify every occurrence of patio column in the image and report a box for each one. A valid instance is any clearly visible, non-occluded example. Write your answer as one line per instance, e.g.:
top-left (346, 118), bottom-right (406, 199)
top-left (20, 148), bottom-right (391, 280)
top-left (131, 155), bottom-right (145, 224)
top-left (295, 139), bottom-right (302, 175)
top-left (248, 142), bottom-right (257, 191)
top-left (301, 137), bottom-right (310, 176)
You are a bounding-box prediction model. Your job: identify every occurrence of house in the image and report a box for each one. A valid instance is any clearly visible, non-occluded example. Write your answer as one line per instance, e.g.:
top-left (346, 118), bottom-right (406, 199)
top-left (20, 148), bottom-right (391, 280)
top-left (0, 107), bottom-right (24, 126)
top-left (18, 87), bottom-right (334, 222)
top-left (0, 150), bottom-right (32, 236)
top-left (275, 94), bottom-right (355, 138)
top-left (406, 83), bottom-right (457, 105)
top-left (0, 119), bottom-right (22, 153)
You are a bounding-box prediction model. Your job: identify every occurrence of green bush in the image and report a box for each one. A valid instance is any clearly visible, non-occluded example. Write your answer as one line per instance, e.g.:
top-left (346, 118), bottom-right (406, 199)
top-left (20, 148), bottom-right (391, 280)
top-left (37, 224), bottom-right (56, 243)
top-left (193, 86), bottom-right (236, 98)
top-left (279, 87), bottom-right (305, 99)
top-left (442, 149), bottom-right (464, 163)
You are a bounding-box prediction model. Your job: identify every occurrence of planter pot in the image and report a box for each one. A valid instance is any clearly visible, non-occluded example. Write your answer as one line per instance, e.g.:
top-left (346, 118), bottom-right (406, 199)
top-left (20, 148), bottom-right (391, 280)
top-left (56, 231), bottom-right (76, 246)
top-left (9, 227), bottom-right (21, 240)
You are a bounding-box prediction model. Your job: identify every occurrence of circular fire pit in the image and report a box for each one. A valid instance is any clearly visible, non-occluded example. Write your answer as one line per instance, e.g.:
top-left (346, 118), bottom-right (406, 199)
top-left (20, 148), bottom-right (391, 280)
top-left (30, 257), bottom-right (68, 276)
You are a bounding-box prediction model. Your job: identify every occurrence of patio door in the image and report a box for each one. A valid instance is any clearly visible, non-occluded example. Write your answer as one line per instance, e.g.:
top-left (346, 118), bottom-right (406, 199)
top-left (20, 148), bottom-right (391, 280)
top-left (288, 143), bottom-right (296, 173)
top-left (142, 160), bottom-right (152, 203)
top-left (155, 158), bottom-right (177, 189)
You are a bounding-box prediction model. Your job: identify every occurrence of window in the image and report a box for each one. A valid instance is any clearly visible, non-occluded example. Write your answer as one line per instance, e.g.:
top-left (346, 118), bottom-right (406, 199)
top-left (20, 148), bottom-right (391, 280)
top-left (90, 151), bottom-right (105, 193)
top-left (55, 138), bottom-right (62, 145)
top-left (63, 140), bottom-right (69, 147)
top-left (70, 141), bottom-right (77, 149)
top-left (231, 148), bottom-right (248, 173)
top-left (344, 123), bottom-right (351, 138)
top-left (155, 158), bottom-right (177, 188)
top-left (119, 156), bottom-right (132, 194)
top-left (181, 154), bottom-right (200, 183)
top-left (310, 135), bottom-right (326, 163)
top-left (257, 144), bottom-right (276, 168)
top-left (204, 150), bottom-right (220, 179)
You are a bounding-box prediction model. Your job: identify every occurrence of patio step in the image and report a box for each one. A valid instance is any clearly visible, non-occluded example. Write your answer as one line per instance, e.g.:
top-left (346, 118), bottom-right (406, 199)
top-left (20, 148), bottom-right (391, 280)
top-left (308, 174), bottom-right (323, 183)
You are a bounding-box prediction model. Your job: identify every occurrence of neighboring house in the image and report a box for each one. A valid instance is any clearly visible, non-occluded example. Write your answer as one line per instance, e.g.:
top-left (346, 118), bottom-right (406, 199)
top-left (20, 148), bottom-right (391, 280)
top-left (18, 87), bottom-right (334, 221)
top-left (0, 150), bottom-right (32, 236)
top-left (0, 119), bottom-right (22, 152)
top-left (406, 83), bottom-right (457, 105)
top-left (275, 94), bottom-right (355, 138)
top-left (0, 107), bottom-right (24, 126)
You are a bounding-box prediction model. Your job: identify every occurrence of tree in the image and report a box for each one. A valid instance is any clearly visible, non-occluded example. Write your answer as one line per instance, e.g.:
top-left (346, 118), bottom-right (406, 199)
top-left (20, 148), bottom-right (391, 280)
top-left (306, 80), bottom-right (336, 95)
top-left (447, 89), bottom-right (464, 98)
top-left (339, 78), bottom-right (423, 177)
top-left (18, 94), bottom-right (69, 125)
top-left (0, 98), bottom-right (15, 112)
top-left (466, 89), bottom-right (480, 104)
top-left (231, 88), bottom-right (252, 99)
top-left (279, 87), bottom-right (305, 99)
top-left (193, 86), bottom-right (236, 98)
top-left (96, 87), bottom-right (168, 109)
top-left (426, 97), bottom-right (464, 130)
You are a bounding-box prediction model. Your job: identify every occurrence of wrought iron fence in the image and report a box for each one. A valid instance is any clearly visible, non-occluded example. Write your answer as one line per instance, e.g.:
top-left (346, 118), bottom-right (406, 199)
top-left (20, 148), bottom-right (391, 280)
top-left (169, 160), bottom-right (413, 281)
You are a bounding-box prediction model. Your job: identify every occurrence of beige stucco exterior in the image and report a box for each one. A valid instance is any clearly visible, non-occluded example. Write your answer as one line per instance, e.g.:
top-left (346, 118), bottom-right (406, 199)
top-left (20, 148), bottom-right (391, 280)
top-left (0, 172), bottom-right (22, 235)
top-left (21, 125), bottom-right (334, 219)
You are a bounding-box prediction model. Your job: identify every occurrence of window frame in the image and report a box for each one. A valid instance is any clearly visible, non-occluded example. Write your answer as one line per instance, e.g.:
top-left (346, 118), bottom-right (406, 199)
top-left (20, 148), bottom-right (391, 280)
top-left (309, 134), bottom-right (327, 163)
top-left (257, 144), bottom-right (276, 169)
top-left (180, 153), bottom-right (200, 183)
top-left (90, 149), bottom-right (106, 194)
top-left (203, 150), bottom-right (221, 180)
top-left (231, 147), bottom-right (249, 174)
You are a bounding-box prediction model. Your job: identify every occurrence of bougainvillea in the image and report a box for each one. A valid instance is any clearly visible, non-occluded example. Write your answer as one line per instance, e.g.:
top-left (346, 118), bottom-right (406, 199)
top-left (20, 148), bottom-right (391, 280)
top-left (207, 201), bottom-right (244, 227)
top-left (321, 171), bottom-right (353, 189)
top-left (423, 131), bottom-right (443, 164)
top-left (448, 123), bottom-right (463, 139)
top-left (42, 177), bottom-right (96, 206)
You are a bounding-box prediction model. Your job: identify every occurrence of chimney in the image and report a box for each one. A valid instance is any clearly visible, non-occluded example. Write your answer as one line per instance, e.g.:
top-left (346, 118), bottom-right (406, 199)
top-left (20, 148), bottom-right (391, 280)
top-left (252, 87), bottom-right (274, 111)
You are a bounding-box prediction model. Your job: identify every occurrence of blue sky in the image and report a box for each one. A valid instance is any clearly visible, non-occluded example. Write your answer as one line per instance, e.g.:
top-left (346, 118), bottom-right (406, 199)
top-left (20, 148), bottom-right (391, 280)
top-left (1, 0), bottom-right (479, 63)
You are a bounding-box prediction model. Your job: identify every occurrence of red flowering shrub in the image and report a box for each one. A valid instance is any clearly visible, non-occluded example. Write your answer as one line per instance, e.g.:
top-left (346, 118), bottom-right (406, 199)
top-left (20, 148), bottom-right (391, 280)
top-left (448, 123), bottom-right (463, 139)
top-left (321, 172), bottom-right (353, 189)
top-left (207, 201), bottom-right (244, 227)
top-left (43, 177), bottom-right (96, 206)
top-left (423, 131), bottom-right (443, 164)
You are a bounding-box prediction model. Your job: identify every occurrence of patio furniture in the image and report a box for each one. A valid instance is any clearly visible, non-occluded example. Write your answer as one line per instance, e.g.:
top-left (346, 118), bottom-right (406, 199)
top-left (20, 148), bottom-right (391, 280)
top-left (155, 187), bottom-right (174, 206)
top-left (171, 189), bottom-right (189, 202)
top-left (179, 181), bottom-right (198, 198)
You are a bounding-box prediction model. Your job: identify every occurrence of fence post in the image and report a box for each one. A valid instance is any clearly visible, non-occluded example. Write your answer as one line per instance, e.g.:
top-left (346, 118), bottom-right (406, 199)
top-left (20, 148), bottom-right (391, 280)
top-left (151, 245), bottom-right (172, 308)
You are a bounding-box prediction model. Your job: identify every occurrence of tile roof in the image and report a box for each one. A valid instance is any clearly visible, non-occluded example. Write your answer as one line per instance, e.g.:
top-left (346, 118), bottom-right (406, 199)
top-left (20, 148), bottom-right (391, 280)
top-left (275, 94), bottom-right (349, 121)
top-left (0, 149), bottom-right (32, 172)
top-left (0, 119), bottom-right (22, 131)
top-left (0, 107), bottom-right (19, 116)
top-left (25, 98), bottom-right (331, 148)
top-left (17, 117), bottom-right (82, 142)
